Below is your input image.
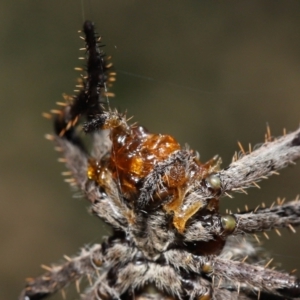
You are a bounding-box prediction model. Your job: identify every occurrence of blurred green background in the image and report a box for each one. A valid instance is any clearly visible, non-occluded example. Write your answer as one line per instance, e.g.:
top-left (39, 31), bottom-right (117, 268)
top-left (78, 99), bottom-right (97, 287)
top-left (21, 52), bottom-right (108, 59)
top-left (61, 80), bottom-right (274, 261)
top-left (2, 1), bottom-right (300, 299)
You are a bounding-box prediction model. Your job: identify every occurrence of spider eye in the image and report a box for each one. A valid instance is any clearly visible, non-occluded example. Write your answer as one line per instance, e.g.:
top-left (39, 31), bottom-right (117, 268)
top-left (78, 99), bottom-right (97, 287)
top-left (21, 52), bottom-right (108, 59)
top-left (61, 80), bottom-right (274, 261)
top-left (205, 173), bottom-right (221, 191)
top-left (92, 257), bottom-right (102, 267)
top-left (198, 291), bottom-right (212, 300)
top-left (220, 214), bottom-right (236, 234)
top-left (201, 261), bottom-right (213, 274)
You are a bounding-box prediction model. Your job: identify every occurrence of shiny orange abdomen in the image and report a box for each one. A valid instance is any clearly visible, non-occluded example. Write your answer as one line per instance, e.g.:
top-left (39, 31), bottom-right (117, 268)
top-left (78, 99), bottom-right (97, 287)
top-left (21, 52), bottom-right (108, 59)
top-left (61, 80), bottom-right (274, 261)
top-left (110, 125), bottom-right (181, 198)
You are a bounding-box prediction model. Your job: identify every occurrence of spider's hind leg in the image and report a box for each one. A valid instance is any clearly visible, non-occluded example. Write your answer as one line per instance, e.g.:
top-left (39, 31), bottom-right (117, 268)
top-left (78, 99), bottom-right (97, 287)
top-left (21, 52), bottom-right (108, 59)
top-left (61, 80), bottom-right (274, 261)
top-left (18, 244), bottom-right (103, 300)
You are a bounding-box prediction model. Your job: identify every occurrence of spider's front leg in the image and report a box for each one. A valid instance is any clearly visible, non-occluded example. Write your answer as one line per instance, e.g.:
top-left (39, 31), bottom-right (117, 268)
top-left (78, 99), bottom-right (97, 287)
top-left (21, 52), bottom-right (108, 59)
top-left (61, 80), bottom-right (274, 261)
top-left (177, 127), bottom-right (300, 204)
top-left (185, 199), bottom-right (300, 241)
top-left (164, 249), bottom-right (300, 299)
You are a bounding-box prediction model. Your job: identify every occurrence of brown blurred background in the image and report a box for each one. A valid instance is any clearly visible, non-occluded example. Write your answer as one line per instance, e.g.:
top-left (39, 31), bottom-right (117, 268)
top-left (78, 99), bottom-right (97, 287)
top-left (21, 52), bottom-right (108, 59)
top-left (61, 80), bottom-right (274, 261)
top-left (1, 1), bottom-right (300, 299)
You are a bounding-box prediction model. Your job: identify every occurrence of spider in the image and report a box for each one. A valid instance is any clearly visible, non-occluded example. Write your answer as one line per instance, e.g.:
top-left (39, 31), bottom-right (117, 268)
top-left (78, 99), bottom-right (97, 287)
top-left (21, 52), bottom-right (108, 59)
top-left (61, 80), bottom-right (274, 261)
top-left (19, 20), bottom-right (300, 300)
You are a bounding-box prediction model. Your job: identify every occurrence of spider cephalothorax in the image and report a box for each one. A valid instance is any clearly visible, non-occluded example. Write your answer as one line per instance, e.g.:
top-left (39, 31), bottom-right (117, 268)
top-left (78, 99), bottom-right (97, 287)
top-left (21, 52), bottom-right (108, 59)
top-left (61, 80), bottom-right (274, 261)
top-left (19, 21), bottom-right (300, 300)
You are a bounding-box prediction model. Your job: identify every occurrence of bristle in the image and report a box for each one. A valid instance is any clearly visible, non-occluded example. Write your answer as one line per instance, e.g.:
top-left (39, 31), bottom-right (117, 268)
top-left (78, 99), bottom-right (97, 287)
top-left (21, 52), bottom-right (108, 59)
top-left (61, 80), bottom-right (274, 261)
top-left (275, 229), bottom-right (281, 236)
top-left (264, 258), bottom-right (274, 268)
top-left (257, 289), bottom-right (261, 300)
top-left (108, 77), bottom-right (116, 82)
top-left (62, 93), bottom-right (72, 101)
top-left (263, 232), bottom-right (269, 240)
top-left (225, 192), bottom-right (233, 198)
top-left (103, 92), bottom-right (115, 97)
top-left (61, 171), bottom-right (72, 176)
top-left (276, 197), bottom-right (285, 205)
top-left (50, 109), bottom-right (62, 115)
top-left (237, 141), bottom-right (246, 154)
top-left (288, 223), bottom-right (296, 233)
top-left (58, 158), bottom-right (67, 163)
top-left (217, 278), bottom-right (223, 288)
top-left (59, 128), bottom-right (66, 137)
top-left (40, 264), bottom-right (52, 272)
top-left (252, 182), bottom-right (260, 189)
top-left (253, 234), bottom-right (261, 244)
top-left (127, 116), bottom-right (135, 122)
top-left (45, 134), bottom-right (54, 141)
top-left (270, 171), bottom-right (280, 176)
top-left (72, 115), bottom-right (79, 126)
top-left (63, 255), bottom-right (71, 261)
top-left (61, 289), bottom-right (66, 300)
top-left (237, 282), bottom-right (240, 295)
top-left (232, 151), bottom-right (238, 162)
top-left (87, 273), bottom-right (92, 286)
top-left (42, 112), bottom-right (52, 119)
top-left (241, 255), bottom-right (248, 263)
top-left (64, 178), bottom-right (76, 183)
top-left (266, 123), bottom-right (271, 141)
top-left (237, 188), bottom-right (247, 195)
top-left (241, 188), bottom-right (248, 194)
top-left (75, 279), bottom-right (81, 293)
top-left (283, 127), bottom-right (287, 136)
top-left (54, 147), bottom-right (62, 152)
top-left (66, 121), bottom-right (73, 131)
top-left (41, 276), bottom-right (51, 281)
top-left (56, 102), bottom-right (67, 107)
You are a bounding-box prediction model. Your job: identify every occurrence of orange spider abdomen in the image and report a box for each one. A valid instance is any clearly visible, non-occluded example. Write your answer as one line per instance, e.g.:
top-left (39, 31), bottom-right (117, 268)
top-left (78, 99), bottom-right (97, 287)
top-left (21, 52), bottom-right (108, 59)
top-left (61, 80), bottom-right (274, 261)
top-left (110, 125), bottom-right (181, 198)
